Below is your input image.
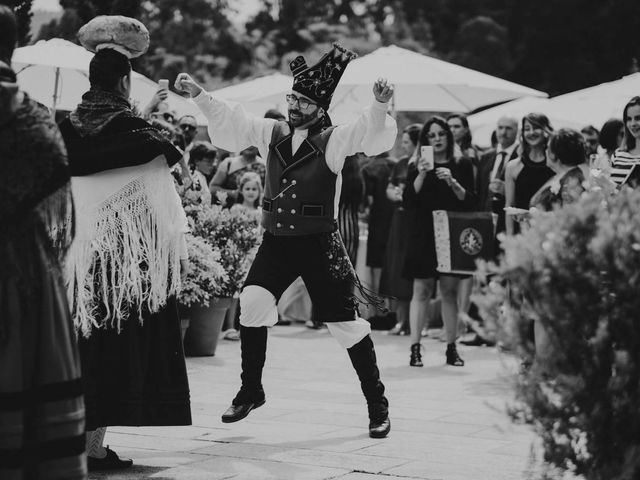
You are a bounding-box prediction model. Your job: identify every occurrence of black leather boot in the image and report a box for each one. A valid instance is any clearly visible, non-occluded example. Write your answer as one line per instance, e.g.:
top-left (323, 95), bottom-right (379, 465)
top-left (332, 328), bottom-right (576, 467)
top-left (347, 335), bottom-right (390, 438)
top-left (221, 326), bottom-right (267, 423)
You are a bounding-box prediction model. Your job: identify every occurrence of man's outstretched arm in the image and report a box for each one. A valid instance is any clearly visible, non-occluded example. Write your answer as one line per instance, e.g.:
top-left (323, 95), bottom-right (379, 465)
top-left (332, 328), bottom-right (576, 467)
top-left (325, 78), bottom-right (398, 173)
top-left (175, 73), bottom-right (275, 158)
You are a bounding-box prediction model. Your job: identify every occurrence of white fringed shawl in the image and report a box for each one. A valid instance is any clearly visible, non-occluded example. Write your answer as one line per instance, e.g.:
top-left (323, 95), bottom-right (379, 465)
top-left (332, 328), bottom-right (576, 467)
top-left (66, 155), bottom-right (188, 337)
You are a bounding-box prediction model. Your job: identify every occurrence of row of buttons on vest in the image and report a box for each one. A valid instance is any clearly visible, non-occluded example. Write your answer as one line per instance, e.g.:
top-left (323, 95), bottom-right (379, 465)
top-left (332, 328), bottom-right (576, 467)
top-left (281, 178), bottom-right (297, 198)
top-left (277, 179), bottom-right (297, 229)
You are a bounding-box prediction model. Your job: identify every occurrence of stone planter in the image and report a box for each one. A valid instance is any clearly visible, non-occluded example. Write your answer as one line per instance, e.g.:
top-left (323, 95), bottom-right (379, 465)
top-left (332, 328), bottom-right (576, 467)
top-left (183, 297), bottom-right (232, 356)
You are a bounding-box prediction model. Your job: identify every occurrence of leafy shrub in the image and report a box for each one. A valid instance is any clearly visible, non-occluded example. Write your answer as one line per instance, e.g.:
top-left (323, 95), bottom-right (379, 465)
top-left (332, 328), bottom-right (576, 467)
top-left (476, 187), bottom-right (640, 480)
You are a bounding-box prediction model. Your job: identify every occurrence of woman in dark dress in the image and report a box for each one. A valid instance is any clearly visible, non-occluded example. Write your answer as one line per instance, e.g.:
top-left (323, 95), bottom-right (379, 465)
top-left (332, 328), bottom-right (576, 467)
top-left (361, 152), bottom-right (395, 316)
top-left (338, 154), bottom-right (365, 265)
top-left (403, 117), bottom-right (475, 367)
top-left (0, 10), bottom-right (86, 477)
top-left (58, 17), bottom-right (191, 471)
top-left (381, 123), bottom-right (421, 335)
top-left (505, 113), bottom-right (555, 235)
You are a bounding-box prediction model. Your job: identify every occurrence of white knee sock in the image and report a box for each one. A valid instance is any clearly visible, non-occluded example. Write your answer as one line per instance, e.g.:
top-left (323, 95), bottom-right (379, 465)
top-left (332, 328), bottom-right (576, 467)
top-left (86, 427), bottom-right (107, 458)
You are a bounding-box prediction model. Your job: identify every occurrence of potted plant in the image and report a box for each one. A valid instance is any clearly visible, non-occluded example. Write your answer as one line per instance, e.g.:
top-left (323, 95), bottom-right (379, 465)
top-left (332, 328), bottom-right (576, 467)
top-left (179, 233), bottom-right (228, 356)
top-left (192, 203), bottom-right (262, 299)
top-left (475, 185), bottom-right (640, 479)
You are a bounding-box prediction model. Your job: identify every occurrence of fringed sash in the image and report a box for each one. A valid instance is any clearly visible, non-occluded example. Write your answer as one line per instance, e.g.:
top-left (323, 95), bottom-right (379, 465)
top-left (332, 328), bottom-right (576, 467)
top-left (66, 156), bottom-right (187, 337)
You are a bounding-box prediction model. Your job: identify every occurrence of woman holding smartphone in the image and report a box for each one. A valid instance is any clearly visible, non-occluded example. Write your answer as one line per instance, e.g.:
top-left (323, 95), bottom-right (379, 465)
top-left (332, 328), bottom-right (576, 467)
top-left (403, 117), bottom-right (475, 367)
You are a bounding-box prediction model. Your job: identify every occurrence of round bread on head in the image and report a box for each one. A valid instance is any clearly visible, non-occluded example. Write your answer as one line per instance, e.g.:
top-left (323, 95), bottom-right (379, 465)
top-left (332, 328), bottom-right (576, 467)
top-left (78, 15), bottom-right (149, 59)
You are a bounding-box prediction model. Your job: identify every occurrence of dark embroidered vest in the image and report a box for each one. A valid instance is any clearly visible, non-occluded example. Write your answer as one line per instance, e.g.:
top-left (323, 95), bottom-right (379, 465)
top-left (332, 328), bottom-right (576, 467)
top-left (262, 121), bottom-right (337, 235)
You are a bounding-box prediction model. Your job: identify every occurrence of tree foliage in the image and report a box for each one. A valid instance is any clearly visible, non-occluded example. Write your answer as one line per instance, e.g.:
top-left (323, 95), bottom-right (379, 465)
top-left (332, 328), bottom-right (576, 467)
top-left (24, 0), bottom-right (640, 95)
top-left (1, 0), bottom-right (33, 45)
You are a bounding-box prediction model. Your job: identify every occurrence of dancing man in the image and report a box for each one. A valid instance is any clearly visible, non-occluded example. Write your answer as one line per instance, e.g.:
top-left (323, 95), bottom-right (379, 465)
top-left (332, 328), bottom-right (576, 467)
top-left (176, 43), bottom-right (396, 438)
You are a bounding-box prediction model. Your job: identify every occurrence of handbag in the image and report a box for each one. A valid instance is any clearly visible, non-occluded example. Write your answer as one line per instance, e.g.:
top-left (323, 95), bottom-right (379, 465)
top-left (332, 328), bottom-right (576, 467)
top-left (433, 210), bottom-right (496, 275)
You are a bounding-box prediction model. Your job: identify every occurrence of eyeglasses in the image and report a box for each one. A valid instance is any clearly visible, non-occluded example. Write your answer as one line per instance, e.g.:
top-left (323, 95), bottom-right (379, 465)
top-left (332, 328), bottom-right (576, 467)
top-left (180, 124), bottom-right (196, 131)
top-left (285, 94), bottom-right (316, 110)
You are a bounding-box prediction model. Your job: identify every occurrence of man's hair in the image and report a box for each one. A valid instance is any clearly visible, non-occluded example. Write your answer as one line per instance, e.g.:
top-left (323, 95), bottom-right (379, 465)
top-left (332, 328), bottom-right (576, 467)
top-left (580, 125), bottom-right (599, 136)
top-left (89, 49), bottom-right (132, 92)
top-left (189, 141), bottom-right (217, 164)
top-left (599, 118), bottom-right (623, 153)
top-left (0, 6), bottom-right (17, 65)
top-left (447, 113), bottom-right (473, 149)
top-left (549, 128), bottom-right (587, 167)
top-left (403, 123), bottom-right (422, 147)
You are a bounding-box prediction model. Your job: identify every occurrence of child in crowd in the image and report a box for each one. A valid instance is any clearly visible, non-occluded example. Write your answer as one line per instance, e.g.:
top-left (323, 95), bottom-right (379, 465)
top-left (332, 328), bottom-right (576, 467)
top-left (223, 171), bottom-right (264, 341)
top-left (234, 171), bottom-right (263, 212)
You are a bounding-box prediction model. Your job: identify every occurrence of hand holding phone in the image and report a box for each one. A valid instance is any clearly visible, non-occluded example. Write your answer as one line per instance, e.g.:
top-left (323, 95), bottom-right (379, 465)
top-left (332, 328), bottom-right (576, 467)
top-left (418, 145), bottom-right (434, 173)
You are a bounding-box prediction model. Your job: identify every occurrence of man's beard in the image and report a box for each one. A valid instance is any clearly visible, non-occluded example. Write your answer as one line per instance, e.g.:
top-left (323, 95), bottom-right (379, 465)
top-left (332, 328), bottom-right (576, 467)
top-left (288, 109), bottom-right (319, 128)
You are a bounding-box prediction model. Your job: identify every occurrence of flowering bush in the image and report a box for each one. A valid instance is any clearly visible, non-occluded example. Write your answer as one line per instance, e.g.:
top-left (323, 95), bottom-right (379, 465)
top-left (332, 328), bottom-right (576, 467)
top-left (175, 179), bottom-right (262, 299)
top-left (191, 203), bottom-right (262, 298)
top-left (179, 234), bottom-right (228, 308)
top-left (476, 187), bottom-right (640, 480)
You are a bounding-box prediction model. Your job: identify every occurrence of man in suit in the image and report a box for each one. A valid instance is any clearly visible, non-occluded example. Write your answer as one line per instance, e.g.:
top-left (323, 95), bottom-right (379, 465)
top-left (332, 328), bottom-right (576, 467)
top-left (477, 116), bottom-right (519, 239)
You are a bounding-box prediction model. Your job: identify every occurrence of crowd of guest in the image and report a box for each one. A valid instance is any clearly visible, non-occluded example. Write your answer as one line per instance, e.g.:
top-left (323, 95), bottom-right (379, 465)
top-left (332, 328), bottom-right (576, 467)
top-left (152, 80), bottom-right (631, 369)
top-left (6, 5), bottom-right (640, 477)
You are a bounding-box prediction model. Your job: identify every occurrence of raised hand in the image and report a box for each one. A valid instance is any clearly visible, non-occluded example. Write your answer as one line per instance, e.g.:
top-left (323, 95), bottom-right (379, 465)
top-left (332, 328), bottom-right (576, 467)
top-left (373, 78), bottom-right (394, 103)
top-left (175, 73), bottom-right (203, 98)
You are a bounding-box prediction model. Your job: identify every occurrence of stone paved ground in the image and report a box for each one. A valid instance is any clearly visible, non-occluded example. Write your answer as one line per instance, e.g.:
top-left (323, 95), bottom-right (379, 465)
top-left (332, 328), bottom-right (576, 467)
top-left (92, 325), bottom-right (542, 480)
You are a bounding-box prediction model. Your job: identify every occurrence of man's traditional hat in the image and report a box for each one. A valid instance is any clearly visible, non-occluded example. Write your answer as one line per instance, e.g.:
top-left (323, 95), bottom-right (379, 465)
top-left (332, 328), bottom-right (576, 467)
top-left (290, 43), bottom-right (357, 110)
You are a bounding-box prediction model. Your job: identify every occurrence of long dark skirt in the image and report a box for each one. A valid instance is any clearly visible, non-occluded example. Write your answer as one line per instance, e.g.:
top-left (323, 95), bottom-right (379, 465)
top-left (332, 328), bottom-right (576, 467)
top-left (1, 235), bottom-right (86, 480)
top-left (79, 296), bottom-right (191, 430)
top-left (380, 207), bottom-right (413, 300)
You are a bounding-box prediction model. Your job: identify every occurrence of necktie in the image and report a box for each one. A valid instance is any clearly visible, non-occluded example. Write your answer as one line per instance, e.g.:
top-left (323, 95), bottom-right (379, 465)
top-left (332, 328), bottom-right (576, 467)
top-left (495, 151), bottom-right (507, 180)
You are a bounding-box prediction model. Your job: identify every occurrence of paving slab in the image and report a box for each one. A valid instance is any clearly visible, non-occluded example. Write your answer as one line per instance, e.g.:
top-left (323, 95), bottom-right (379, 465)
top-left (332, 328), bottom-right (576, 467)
top-left (97, 325), bottom-right (541, 479)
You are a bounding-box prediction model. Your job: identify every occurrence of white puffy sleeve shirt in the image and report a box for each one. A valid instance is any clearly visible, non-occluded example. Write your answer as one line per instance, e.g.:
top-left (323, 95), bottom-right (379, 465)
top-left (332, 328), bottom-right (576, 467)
top-left (192, 91), bottom-right (398, 174)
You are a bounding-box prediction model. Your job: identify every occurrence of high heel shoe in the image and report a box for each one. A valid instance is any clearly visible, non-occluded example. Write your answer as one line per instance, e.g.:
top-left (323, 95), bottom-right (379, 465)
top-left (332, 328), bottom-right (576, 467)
top-left (410, 343), bottom-right (423, 367)
top-left (446, 343), bottom-right (464, 367)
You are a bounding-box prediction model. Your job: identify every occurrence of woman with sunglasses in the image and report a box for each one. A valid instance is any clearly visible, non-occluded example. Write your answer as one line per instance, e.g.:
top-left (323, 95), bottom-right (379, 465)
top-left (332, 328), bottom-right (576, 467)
top-left (403, 116), bottom-right (475, 367)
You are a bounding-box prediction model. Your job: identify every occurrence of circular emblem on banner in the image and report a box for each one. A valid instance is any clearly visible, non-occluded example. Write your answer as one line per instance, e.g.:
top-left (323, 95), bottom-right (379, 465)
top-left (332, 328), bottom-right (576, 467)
top-left (459, 228), bottom-right (483, 256)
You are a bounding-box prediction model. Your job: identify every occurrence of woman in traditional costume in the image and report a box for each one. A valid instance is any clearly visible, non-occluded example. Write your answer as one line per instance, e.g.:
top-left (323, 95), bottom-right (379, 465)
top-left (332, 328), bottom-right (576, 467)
top-left (0, 6), bottom-right (86, 479)
top-left (58, 16), bottom-right (191, 471)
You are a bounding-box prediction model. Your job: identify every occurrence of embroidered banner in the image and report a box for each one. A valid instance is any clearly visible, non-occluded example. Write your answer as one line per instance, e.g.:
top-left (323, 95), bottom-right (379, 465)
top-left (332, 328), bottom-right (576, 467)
top-left (433, 211), bottom-right (496, 274)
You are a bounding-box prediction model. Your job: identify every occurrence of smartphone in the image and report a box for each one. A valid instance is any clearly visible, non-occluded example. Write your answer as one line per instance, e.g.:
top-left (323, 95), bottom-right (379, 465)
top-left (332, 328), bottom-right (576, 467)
top-left (158, 79), bottom-right (169, 91)
top-left (420, 145), bottom-right (434, 171)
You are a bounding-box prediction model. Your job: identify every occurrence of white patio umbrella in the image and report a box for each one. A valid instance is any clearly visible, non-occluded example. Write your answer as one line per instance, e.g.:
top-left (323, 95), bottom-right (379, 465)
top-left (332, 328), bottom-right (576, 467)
top-left (468, 73), bottom-right (640, 147)
top-left (334, 45), bottom-right (547, 113)
top-left (211, 73), bottom-right (290, 117)
top-left (211, 45), bottom-right (547, 123)
top-left (468, 96), bottom-right (585, 148)
top-left (12, 38), bottom-right (206, 125)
